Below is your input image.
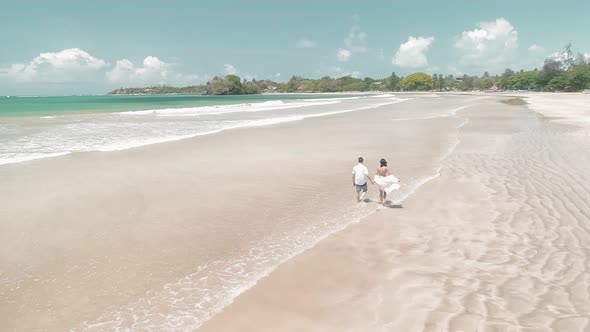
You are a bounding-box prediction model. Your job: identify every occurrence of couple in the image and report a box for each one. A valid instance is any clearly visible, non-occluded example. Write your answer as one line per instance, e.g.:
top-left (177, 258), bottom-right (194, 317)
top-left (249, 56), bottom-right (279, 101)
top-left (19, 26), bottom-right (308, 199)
top-left (352, 157), bottom-right (400, 205)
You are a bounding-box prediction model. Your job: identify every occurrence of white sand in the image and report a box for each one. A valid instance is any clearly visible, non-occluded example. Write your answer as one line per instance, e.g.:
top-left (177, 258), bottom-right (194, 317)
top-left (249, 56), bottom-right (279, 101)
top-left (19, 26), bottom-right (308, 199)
top-left (198, 94), bottom-right (590, 332)
top-left (519, 92), bottom-right (590, 127)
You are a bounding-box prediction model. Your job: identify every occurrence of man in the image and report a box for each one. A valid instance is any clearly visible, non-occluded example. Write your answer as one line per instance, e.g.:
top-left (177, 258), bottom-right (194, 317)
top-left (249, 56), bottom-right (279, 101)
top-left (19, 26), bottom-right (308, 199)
top-left (352, 157), bottom-right (374, 202)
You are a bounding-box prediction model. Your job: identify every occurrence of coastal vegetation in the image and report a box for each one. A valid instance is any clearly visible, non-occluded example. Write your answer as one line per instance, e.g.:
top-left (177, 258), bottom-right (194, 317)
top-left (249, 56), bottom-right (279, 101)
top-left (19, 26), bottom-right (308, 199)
top-left (401, 72), bottom-right (434, 91)
top-left (110, 44), bottom-right (590, 95)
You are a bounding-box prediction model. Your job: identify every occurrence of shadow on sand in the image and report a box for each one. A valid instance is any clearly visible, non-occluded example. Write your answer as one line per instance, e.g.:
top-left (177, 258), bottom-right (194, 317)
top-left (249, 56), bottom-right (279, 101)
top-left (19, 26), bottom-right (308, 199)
top-left (362, 199), bottom-right (403, 209)
top-left (384, 200), bottom-right (403, 208)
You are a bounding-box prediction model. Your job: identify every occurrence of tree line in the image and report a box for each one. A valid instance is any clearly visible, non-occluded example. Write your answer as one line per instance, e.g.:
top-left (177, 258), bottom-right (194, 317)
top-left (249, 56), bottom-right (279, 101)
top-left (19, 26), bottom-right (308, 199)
top-left (110, 44), bottom-right (590, 95)
top-left (430, 44), bottom-right (590, 92)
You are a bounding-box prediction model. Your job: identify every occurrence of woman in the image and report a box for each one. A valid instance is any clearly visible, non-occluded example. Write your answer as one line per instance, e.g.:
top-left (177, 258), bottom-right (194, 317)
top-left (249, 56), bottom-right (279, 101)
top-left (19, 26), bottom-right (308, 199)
top-left (374, 158), bottom-right (400, 205)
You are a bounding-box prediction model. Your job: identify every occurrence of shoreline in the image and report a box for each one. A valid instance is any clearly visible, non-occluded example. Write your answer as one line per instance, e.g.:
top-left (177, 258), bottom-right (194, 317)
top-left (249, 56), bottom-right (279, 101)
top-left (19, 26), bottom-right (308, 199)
top-left (4, 90), bottom-right (589, 98)
top-left (5, 91), bottom-right (583, 168)
top-left (197, 95), bottom-right (590, 331)
top-left (0, 95), bottom-right (406, 167)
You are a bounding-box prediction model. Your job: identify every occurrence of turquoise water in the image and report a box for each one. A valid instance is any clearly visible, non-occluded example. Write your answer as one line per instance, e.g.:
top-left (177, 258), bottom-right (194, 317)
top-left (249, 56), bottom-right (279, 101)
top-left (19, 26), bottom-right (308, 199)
top-left (1, 93), bottom-right (406, 166)
top-left (0, 94), bottom-right (345, 117)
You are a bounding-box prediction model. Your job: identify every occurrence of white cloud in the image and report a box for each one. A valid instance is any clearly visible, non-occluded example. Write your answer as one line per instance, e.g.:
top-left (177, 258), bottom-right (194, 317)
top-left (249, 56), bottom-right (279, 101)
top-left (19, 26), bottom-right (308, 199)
top-left (243, 74), bottom-right (257, 81)
top-left (342, 70), bottom-right (362, 78)
top-left (392, 36), bottom-right (434, 68)
top-left (222, 64), bottom-right (258, 81)
top-left (337, 49), bottom-right (352, 62)
top-left (585, 52), bottom-right (590, 63)
top-left (334, 15), bottom-right (368, 62)
top-left (345, 27), bottom-right (367, 53)
top-left (105, 59), bottom-right (134, 82)
top-left (106, 56), bottom-right (173, 85)
top-left (454, 18), bottom-right (518, 68)
top-left (528, 44), bottom-right (545, 53)
top-left (344, 15), bottom-right (367, 53)
top-left (1, 49), bottom-right (207, 91)
top-left (446, 65), bottom-right (464, 77)
top-left (518, 44), bottom-right (548, 70)
top-left (224, 63), bottom-right (238, 75)
top-left (297, 38), bottom-right (318, 49)
top-left (325, 66), bottom-right (342, 74)
top-left (174, 73), bottom-right (205, 85)
top-left (377, 49), bottom-right (385, 61)
top-left (275, 72), bottom-right (281, 77)
top-left (316, 65), bottom-right (360, 78)
top-left (6, 48), bottom-right (107, 82)
top-left (426, 65), bottom-right (440, 73)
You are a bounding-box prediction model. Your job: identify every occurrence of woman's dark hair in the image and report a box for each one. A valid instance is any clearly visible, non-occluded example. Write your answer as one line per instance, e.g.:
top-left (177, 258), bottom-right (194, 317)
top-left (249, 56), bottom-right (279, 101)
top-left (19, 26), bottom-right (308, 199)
top-left (380, 158), bottom-right (387, 167)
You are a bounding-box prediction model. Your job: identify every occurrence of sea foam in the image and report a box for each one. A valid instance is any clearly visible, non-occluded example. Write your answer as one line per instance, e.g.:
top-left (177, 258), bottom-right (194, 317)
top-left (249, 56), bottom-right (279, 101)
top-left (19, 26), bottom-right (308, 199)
top-left (0, 96), bottom-right (406, 166)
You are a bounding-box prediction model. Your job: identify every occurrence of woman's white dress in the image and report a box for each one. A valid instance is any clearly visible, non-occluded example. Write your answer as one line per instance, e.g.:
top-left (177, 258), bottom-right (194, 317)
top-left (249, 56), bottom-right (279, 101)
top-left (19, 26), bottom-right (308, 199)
top-left (374, 174), bottom-right (400, 194)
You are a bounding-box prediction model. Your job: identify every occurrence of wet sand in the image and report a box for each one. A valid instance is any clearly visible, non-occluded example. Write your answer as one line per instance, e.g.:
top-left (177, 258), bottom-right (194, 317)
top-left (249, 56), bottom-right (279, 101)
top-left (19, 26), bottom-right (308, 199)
top-left (1, 94), bottom-right (472, 331)
top-left (199, 95), bottom-right (590, 331)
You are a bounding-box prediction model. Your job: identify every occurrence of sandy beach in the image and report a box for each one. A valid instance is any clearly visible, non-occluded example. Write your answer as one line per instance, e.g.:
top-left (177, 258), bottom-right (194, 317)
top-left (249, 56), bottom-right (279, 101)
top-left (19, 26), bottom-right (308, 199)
top-left (197, 93), bottom-right (590, 332)
top-left (1, 93), bottom-right (590, 331)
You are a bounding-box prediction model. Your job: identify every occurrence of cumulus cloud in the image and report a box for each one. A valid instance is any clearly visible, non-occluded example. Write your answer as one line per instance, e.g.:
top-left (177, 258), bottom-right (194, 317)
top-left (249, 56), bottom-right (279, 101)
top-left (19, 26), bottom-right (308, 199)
top-left (337, 49), bottom-right (352, 62)
top-left (585, 52), bottom-right (590, 63)
top-left (454, 18), bottom-right (518, 68)
top-left (1, 48), bottom-right (207, 92)
top-left (297, 38), bottom-right (318, 49)
top-left (223, 63), bottom-right (238, 75)
top-left (106, 56), bottom-right (173, 85)
top-left (6, 48), bottom-right (107, 82)
top-left (392, 36), bottom-right (434, 68)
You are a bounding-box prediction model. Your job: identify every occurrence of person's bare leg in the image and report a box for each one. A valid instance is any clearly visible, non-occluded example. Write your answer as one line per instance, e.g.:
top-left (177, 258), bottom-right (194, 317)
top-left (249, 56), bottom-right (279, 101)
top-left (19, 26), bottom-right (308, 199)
top-left (383, 192), bottom-right (387, 205)
top-left (379, 190), bottom-right (384, 205)
top-left (359, 190), bottom-right (366, 201)
top-left (355, 189), bottom-right (361, 202)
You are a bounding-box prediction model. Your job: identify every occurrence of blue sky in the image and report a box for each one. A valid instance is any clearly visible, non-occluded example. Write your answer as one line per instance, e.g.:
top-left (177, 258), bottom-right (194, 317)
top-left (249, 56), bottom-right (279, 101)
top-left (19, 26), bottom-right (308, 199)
top-left (1, 0), bottom-right (589, 95)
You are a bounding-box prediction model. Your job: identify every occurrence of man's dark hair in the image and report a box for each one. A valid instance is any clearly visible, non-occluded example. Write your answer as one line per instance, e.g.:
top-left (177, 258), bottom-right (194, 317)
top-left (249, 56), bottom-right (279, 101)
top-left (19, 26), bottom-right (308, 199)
top-left (358, 157), bottom-right (364, 163)
top-left (380, 158), bottom-right (387, 167)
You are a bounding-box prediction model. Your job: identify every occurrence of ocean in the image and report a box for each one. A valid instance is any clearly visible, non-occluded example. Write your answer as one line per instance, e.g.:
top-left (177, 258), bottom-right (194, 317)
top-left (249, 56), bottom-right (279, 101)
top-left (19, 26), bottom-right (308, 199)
top-left (0, 94), bottom-right (406, 165)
